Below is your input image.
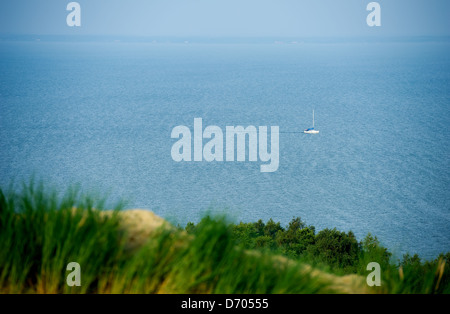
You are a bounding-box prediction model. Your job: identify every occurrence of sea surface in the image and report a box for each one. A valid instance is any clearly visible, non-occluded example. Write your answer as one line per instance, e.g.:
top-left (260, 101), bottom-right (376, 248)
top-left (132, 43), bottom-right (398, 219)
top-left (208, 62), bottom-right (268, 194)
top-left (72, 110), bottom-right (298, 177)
top-left (0, 39), bottom-right (449, 259)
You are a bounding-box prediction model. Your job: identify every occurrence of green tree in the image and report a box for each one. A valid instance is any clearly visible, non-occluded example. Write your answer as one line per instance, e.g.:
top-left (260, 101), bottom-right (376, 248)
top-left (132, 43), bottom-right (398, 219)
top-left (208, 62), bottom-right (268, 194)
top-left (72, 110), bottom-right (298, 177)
top-left (263, 219), bottom-right (283, 238)
top-left (275, 217), bottom-right (315, 258)
top-left (308, 228), bottom-right (360, 270)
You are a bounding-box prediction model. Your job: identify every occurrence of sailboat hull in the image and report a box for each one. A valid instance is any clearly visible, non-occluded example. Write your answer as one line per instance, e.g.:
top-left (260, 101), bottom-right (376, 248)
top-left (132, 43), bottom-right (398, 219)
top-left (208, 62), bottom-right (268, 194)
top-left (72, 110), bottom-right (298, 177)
top-left (304, 130), bottom-right (319, 134)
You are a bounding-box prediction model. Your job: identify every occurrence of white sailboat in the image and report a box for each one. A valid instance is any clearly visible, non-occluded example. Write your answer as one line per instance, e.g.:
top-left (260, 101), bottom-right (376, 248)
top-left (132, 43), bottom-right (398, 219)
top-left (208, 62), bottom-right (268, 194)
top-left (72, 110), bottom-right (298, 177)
top-left (304, 110), bottom-right (319, 134)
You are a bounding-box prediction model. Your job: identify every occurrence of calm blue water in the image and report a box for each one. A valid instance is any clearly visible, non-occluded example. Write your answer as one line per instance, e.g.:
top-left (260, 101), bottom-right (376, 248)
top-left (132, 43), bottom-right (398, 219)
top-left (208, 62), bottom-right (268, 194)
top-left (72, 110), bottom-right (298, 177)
top-left (1, 41), bottom-right (449, 259)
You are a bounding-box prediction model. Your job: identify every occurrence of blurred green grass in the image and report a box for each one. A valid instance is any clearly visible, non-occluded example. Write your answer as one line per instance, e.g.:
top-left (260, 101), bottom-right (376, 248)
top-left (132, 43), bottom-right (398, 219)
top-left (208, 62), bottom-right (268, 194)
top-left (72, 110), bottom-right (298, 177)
top-left (0, 182), bottom-right (448, 294)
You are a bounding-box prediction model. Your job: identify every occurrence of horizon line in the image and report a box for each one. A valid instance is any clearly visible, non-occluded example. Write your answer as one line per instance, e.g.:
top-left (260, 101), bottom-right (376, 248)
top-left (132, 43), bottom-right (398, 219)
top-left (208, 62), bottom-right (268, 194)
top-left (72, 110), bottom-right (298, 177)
top-left (1, 34), bottom-right (450, 44)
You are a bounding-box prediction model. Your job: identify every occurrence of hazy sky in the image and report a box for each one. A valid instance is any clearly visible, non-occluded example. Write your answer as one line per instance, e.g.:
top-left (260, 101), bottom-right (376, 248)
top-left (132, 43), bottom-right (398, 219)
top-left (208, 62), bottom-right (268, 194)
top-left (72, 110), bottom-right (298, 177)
top-left (1, 0), bottom-right (449, 37)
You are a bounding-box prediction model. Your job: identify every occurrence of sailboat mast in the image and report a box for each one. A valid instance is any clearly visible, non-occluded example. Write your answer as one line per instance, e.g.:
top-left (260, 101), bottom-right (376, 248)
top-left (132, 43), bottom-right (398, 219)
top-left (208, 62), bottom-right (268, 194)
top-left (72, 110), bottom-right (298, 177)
top-left (313, 110), bottom-right (315, 128)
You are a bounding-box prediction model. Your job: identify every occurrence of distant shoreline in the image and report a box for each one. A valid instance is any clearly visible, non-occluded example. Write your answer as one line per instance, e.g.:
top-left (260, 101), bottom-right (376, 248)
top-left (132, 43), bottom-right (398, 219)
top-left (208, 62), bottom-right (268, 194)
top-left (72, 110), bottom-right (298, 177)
top-left (1, 34), bottom-right (450, 44)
